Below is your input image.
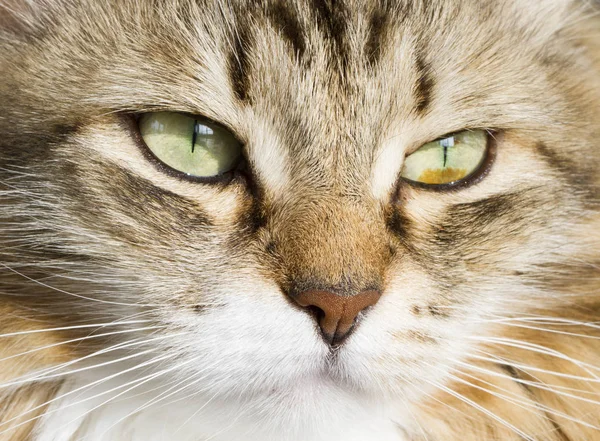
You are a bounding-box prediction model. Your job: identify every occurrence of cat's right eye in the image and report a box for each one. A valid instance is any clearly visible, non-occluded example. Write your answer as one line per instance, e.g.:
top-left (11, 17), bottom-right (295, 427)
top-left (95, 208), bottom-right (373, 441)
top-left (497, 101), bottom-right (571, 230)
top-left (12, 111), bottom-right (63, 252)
top-left (138, 112), bottom-right (243, 180)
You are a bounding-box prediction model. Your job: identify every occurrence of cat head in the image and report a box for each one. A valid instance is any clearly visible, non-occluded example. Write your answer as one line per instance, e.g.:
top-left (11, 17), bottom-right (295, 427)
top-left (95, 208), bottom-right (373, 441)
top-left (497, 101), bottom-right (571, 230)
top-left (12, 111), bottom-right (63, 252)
top-left (1, 0), bottom-right (599, 438)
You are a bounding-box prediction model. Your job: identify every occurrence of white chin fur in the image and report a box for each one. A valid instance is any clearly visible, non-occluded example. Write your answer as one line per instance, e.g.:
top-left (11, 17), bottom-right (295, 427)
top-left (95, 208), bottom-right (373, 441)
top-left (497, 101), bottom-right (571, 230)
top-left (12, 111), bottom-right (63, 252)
top-left (33, 281), bottom-right (460, 441)
top-left (35, 373), bottom-right (408, 441)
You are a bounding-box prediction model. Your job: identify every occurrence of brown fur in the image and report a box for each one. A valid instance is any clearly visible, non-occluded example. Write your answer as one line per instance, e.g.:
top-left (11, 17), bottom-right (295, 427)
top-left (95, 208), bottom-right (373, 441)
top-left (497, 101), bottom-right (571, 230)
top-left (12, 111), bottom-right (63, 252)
top-left (0, 0), bottom-right (599, 440)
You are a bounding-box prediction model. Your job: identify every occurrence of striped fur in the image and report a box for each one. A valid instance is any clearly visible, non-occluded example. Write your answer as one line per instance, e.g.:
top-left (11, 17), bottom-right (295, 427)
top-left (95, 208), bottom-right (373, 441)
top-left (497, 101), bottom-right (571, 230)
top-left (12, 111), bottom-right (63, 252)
top-left (0, 0), bottom-right (599, 440)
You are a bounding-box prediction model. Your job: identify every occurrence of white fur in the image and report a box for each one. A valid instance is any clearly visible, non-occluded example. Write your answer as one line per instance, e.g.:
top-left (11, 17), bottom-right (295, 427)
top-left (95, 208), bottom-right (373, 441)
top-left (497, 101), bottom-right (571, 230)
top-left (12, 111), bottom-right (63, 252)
top-left (36, 376), bottom-right (407, 441)
top-left (31, 272), bottom-right (482, 441)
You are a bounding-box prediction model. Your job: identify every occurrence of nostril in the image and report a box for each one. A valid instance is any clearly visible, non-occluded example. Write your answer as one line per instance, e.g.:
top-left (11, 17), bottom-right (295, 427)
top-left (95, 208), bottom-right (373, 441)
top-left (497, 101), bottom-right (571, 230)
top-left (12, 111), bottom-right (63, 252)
top-left (289, 289), bottom-right (381, 345)
top-left (305, 304), bottom-right (325, 321)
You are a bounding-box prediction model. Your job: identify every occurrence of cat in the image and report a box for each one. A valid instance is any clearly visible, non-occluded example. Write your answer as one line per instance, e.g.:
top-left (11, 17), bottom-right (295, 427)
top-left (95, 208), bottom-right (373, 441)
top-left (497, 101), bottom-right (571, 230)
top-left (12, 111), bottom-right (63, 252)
top-left (0, 0), bottom-right (599, 440)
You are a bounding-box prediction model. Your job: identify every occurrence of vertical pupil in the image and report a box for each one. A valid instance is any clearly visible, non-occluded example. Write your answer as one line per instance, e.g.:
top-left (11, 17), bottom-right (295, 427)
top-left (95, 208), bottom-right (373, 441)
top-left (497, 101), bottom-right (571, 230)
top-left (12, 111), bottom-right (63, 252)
top-left (440, 136), bottom-right (454, 167)
top-left (191, 120), bottom-right (198, 153)
top-left (191, 122), bottom-right (216, 153)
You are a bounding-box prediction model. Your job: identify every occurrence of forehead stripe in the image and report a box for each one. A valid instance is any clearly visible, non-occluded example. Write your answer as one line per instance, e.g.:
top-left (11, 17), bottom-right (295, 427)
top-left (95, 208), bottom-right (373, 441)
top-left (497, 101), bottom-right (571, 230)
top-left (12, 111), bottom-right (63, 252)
top-left (266, 1), bottom-right (306, 59)
top-left (414, 49), bottom-right (435, 115)
top-left (365, 6), bottom-right (390, 65)
top-left (309, 0), bottom-right (350, 71)
top-left (228, 24), bottom-right (253, 104)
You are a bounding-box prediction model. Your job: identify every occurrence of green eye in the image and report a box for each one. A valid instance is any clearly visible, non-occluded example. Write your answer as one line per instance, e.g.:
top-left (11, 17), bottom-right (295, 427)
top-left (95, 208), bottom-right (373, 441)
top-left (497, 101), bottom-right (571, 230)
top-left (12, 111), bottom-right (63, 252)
top-left (138, 112), bottom-right (243, 179)
top-left (401, 130), bottom-right (488, 186)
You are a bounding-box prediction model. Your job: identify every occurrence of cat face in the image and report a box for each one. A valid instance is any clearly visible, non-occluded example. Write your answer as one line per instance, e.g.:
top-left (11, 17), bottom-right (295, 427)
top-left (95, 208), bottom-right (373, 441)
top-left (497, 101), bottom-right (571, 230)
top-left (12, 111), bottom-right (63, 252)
top-left (1, 0), bottom-right (599, 439)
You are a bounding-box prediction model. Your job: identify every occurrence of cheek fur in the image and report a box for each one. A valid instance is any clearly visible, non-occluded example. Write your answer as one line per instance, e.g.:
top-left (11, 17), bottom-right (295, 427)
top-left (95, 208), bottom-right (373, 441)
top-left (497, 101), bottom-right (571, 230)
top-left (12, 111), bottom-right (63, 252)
top-left (0, 0), bottom-right (599, 440)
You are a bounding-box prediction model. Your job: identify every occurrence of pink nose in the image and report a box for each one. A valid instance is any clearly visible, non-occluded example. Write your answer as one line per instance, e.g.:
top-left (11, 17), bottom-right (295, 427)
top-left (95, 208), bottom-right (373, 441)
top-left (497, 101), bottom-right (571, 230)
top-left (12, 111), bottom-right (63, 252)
top-left (292, 289), bottom-right (381, 344)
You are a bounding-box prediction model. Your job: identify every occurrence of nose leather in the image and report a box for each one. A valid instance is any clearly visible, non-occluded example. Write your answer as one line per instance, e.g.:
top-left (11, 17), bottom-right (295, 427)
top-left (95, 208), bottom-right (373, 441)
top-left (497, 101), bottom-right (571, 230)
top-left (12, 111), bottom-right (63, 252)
top-left (293, 289), bottom-right (381, 344)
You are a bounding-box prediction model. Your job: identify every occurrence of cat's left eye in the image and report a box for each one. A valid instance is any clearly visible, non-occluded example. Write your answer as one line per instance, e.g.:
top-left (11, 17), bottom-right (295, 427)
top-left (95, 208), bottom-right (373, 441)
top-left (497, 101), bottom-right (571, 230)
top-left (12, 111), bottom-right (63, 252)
top-left (401, 130), bottom-right (489, 187)
top-left (138, 112), bottom-right (243, 179)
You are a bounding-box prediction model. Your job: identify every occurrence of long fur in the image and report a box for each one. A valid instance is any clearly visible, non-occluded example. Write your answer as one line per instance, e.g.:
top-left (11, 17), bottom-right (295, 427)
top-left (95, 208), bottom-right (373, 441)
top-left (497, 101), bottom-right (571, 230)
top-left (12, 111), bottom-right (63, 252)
top-left (0, 0), bottom-right (599, 440)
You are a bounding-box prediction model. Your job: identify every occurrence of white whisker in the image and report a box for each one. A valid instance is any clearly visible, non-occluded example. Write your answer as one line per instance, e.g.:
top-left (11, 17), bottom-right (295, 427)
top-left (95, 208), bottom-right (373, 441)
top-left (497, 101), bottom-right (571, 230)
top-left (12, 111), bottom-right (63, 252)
top-left (0, 325), bottom-right (165, 365)
top-left (0, 262), bottom-right (157, 307)
top-left (444, 366), bottom-right (600, 431)
top-left (468, 336), bottom-right (600, 379)
top-left (0, 351), bottom-right (180, 434)
top-left (468, 349), bottom-right (600, 384)
top-left (0, 332), bottom-right (185, 388)
top-left (422, 376), bottom-right (535, 441)
top-left (46, 354), bottom-right (204, 440)
top-left (0, 320), bottom-right (153, 339)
